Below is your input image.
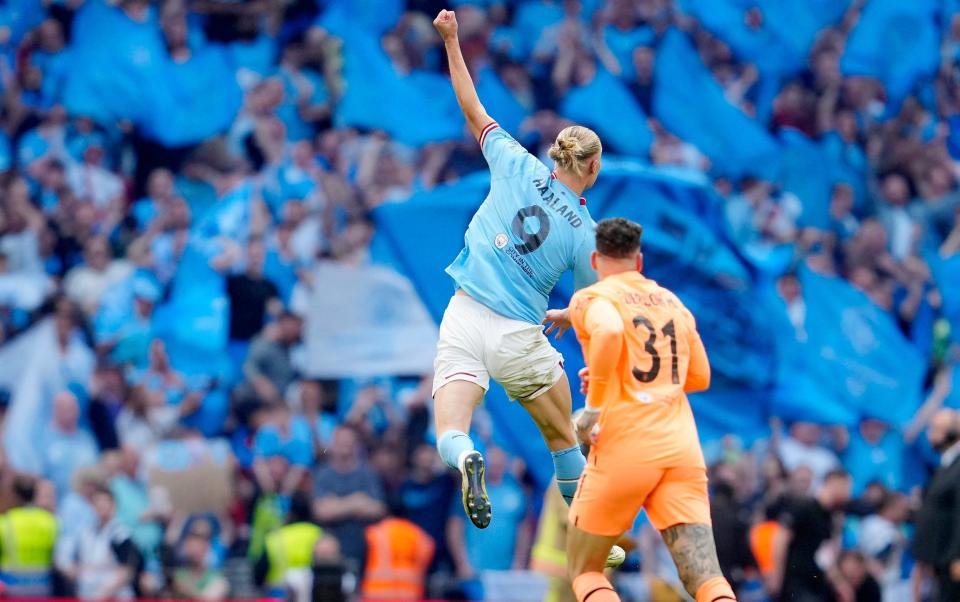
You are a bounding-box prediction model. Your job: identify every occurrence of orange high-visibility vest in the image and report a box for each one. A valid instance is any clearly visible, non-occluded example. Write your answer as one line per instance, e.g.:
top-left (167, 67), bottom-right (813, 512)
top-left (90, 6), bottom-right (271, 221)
top-left (750, 520), bottom-right (781, 577)
top-left (361, 518), bottom-right (435, 600)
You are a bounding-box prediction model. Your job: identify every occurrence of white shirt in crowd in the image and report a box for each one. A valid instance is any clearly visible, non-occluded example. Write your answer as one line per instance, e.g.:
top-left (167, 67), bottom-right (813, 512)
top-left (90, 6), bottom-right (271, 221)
top-left (0, 229), bottom-right (42, 273)
top-left (68, 162), bottom-right (124, 207)
top-left (64, 260), bottom-right (133, 315)
top-left (778, 436), bottom-right (840, 488)
top-left (886, 207), bottom-right (914, 260)
top-left (56, 519), bottom-right (135, 601)
top-left (859, 514), bottom-right (908, 602)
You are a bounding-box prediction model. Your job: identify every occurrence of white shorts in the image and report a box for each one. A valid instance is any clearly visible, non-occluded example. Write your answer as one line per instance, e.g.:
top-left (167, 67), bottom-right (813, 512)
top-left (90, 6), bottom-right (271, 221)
top-left (432, 294), bottom-right (565, 401)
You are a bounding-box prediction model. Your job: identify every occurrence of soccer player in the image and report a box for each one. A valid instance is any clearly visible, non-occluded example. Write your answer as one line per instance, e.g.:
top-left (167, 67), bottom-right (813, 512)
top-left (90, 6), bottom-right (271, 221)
top-left (430, 8), bottom-right (622, 566)
top-left (566, 218), bottom-right (737, 602)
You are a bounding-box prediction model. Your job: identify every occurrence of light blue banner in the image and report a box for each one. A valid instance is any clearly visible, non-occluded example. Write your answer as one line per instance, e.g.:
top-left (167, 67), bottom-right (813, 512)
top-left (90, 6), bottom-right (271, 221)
top-left (773, 267), bottom-right (925, 427)
top-left (653, 29), bottom-right (780, 179)
top-left (332, 28), bottom-right (464, 147)
top-left (840, 0), bottom-right (939, 109)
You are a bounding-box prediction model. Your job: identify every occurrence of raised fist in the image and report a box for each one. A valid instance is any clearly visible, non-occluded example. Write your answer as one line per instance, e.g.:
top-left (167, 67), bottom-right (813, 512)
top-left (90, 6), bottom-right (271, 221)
top-left (433, 9), bottom-right (458, 41)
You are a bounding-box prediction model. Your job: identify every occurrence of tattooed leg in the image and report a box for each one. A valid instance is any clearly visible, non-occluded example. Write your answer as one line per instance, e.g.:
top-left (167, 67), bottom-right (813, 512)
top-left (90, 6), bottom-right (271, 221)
top-left (660, 523), bottom-right (725, 598)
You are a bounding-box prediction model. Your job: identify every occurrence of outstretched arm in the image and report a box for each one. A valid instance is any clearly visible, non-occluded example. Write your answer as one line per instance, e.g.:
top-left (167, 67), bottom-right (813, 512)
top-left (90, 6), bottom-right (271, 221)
top-left (572, 297), bottom-right (623, 443)
top-left (434, 10), bottom-right (493, 140)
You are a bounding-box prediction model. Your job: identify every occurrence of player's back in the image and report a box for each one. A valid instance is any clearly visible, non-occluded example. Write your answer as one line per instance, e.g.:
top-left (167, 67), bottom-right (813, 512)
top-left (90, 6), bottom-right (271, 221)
top-left (446, 124), bottom-right (595, 325)
top-left (571, 271), bottom-right (710, 467)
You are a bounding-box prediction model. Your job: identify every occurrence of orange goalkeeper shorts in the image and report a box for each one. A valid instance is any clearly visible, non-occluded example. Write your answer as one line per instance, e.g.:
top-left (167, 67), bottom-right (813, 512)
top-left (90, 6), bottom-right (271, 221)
top-left (569, 456), bottom-right (711, 536)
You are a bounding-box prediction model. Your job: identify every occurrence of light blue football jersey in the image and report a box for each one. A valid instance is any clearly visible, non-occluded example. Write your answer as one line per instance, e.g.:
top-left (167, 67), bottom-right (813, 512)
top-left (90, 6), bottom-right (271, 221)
top-left (446, 123), bottom-right (597, 324)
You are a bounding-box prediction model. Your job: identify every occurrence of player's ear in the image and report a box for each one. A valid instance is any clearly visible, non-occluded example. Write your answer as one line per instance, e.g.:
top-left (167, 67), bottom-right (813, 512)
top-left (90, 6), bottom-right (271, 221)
top-left (636, 252), bottom-right (643, 272)
top-left (591, 250), bottom-right (599, 271)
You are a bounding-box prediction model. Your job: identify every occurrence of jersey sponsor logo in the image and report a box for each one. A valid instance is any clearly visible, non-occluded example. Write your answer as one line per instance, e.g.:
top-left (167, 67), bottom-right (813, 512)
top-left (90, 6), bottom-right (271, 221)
top-left (504, 245), bottom-right (535, 278)
top-left (494, 233), bottom-right (508, 249)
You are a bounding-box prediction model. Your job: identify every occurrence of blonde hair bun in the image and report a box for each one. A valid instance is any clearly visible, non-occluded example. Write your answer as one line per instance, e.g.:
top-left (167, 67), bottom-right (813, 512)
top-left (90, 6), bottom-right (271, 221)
top-left (548, 125), bottom-right (601, 176)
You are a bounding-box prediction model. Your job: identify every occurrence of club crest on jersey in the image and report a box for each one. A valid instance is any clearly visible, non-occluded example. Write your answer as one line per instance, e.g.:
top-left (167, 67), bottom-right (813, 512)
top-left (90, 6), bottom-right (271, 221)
top-left (494, 233), bottom-right (508, 249)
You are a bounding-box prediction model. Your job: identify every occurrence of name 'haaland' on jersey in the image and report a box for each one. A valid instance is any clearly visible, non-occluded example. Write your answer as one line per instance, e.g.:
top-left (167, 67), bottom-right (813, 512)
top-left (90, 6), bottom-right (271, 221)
top-left (534, 176), bottom-right (585, 228)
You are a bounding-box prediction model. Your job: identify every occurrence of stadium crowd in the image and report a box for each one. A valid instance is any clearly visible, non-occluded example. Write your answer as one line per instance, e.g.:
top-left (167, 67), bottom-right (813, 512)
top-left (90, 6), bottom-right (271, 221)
top-left (0, 0), bottom-right (958, 600)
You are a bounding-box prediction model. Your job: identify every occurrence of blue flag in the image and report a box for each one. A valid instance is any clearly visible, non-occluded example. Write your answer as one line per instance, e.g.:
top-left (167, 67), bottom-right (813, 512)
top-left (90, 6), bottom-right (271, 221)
top-left (63, 0), bottom-right (241, 145)
top-left (932, 254), bottom-right (960, 346)
top-left (475, 66), bottom-right (530, 137)
top-left (653, 29), bottom-right (780, 179)
top-left (778, 129), bottom-right (834, 230)
top-left (559, 68), bottom-right (652, 157)
top-left (333, 28), bottom-right (463, 147)
top-left (840, 0), bottom-right (939, 109)
top-left (773, 268), bottom-right (925, 426)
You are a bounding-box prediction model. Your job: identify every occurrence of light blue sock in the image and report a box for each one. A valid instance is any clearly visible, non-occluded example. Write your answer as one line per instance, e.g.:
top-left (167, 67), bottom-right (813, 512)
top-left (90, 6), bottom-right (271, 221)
top-left (437, 430), bottom-right (475, 470)
top-left (552, 445), bottom-right (587, 505)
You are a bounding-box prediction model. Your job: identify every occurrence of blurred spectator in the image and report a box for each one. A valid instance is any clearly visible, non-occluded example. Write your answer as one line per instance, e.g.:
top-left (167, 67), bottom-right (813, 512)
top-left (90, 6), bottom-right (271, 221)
top-left (252, 402), bottom-right (312, 496)
top-left (0, 476), bottom-right (57, 598)
top-left (709, 464), bottom-right (758, 592)
top-left (41, 390), bottom-right (98, 504)
top-left (838, 549), bottom-right (882, 602)
top-left (116, 385), bottom-right (194, 452)
top-left (914, 409), bottom-right (960, 602)
top-left (56, 486), bottom-right (141, 601)
top-left (859, 492), bottom-right (910, 602)
top-left (530, 482), bottom-right (575, 602)
top-left (361, 514), bottom-right (434, 600)
top-left (66, 136), bottom-right (124, 210)
top-left (137, 339), bottom-right (189, 408)
top-left (312, 425), bottom-right (386, 573)
top-left (105, 447), bottom-right (162, 562)
top-left (63, 237), bottom-right (133, 317)
top-left (226, 237), bottom-right (280, 347)
top-left (311, 533), bottom-right (348, 602)
top-left (726, 178), bottom-right (773, 248)
top-left (275, 39), bottom-right (331, 143)
top-left (370, 440), bottom-right (407, 504)
top-left (0, 178), bottom-right (44, 274)
top-left (447, 446), bottom-right (531, 576)
top-left (776, 272), bottom-right (807, 340)
top-left (88, 365), bottom-right (128, 452)
top-left (132, 169), bottom-right (177, 231)
top-left (255, 493), bottom-right (322, 598)
top-left (841, 419), bottom-right (904, 497)
top-left (398, 443), bottom-right (456, 573)
top-left (777, 421), bottom-right (842, 488)
top-left (771, 468), bottom-right (852, 602)
top-left (102, 277), bottom-right (160, 368)
top-left (168, 517), bottom-right (229, 601)
top-left (237, 310), bottom-right (303, 413)
top-left (876, 172), bottom-right (918, 261)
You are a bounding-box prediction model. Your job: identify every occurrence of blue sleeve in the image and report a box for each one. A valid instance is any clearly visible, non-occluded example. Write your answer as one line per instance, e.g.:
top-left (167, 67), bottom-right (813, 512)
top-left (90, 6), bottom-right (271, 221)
top-left (572, 228), bottom-right (597, 291)
top-left (287, 418), bottom-right (313, 467)
top-left (287, 439), bottom-right (312, 467)
top-left (253, 427), bottom-right (279, 459)
top-left (480, 123), bottom-right (540, 180)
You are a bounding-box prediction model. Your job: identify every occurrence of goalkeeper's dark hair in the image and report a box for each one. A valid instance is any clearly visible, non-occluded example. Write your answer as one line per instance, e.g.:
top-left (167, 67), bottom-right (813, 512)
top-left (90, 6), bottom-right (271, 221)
top-left (595, 218), bottom-right (643, 258)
